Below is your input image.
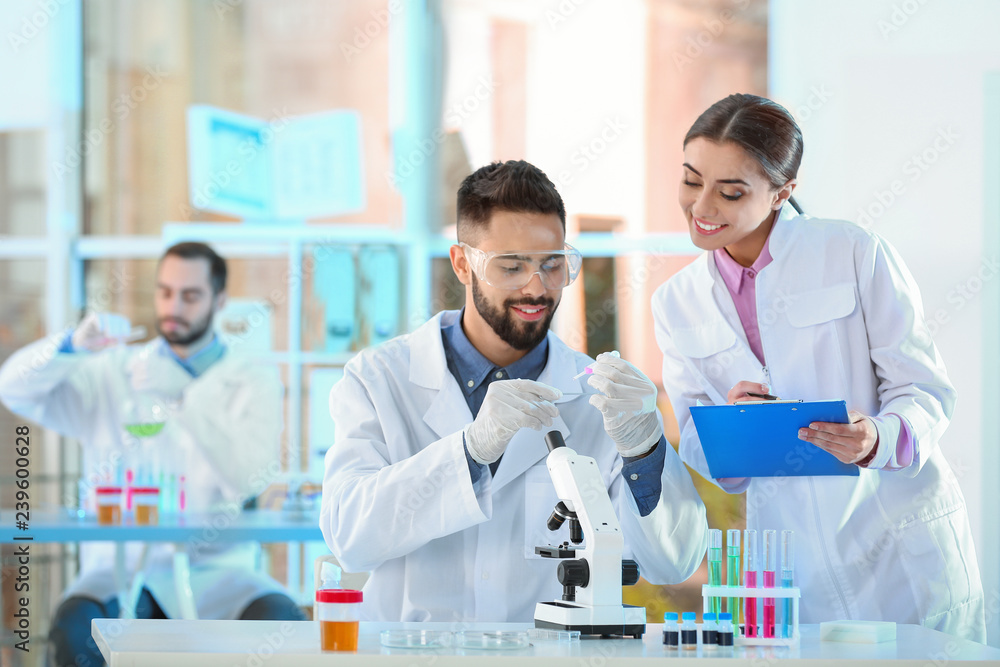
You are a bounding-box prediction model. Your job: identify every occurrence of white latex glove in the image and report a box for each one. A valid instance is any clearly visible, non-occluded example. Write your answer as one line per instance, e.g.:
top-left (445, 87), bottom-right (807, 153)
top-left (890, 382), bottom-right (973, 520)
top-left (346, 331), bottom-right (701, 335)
top-left (71, 312), bottom-right (131, 352)
top-left (587, 352), bottom-right (662, 458)
top-left (465, 379), bottom-right (562, 465)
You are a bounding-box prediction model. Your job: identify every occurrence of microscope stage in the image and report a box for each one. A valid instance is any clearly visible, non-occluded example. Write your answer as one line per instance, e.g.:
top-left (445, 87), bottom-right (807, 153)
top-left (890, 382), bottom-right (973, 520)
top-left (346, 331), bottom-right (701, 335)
top-left (534, 601), bottom-right (646, 638)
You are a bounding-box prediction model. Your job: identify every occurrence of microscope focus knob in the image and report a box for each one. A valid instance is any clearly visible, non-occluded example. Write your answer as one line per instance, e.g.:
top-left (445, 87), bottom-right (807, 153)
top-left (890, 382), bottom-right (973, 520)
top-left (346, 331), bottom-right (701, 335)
top-left (621, 559), bottom-right (640, 586)
top-left (557, 559), bottom-right (590, 588)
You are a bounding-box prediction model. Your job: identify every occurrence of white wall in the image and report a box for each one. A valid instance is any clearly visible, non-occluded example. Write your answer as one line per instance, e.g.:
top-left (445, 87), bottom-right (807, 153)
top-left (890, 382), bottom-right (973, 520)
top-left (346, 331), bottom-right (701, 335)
top-left (524, 0), bottom-right (647, 234)
top-left (770, 0), bottom-right (1000, 645)
top-left (440, 0), bottom-right (648, 231)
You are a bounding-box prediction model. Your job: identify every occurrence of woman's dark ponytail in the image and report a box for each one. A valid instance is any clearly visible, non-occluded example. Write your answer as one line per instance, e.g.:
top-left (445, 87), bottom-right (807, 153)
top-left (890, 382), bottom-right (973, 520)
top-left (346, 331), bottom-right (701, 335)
top-left (684, 94), bottom-right (803, 192)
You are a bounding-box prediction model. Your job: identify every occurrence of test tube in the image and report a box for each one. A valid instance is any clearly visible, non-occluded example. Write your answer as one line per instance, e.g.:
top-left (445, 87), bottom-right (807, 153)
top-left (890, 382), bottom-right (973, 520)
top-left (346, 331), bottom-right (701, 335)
top-left (179, 475), bottom-right (187, 513)
top-left (743, 529), bottom-right (758, 638)
top-left (763, 529), bottom-right (776, 638)
top-left (125, 468), bottom-right (134, 513)
top-left (707, 529), bottom-right (722, 617)
top-left (726, 529), bottom-right (741, 625)
top-left (782, 530), bottom-right (794, 639)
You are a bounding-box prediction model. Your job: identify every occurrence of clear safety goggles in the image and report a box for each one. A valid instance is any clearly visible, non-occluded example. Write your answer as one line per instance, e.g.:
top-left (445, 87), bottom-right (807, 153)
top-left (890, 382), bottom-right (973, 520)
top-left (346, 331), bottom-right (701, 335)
top-left (460, 242), bottom-right (583, 290)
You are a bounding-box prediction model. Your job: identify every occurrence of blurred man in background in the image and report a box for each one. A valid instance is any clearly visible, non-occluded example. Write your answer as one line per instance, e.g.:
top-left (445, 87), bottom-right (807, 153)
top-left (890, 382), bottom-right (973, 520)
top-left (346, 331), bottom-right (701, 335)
top-left (0, 242), bottom-right (304, 667)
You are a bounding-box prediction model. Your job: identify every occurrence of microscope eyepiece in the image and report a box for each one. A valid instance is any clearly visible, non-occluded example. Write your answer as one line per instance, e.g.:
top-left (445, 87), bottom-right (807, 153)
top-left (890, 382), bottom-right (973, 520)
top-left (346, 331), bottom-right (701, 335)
top-left (544, 431), bottom-right (566, 452)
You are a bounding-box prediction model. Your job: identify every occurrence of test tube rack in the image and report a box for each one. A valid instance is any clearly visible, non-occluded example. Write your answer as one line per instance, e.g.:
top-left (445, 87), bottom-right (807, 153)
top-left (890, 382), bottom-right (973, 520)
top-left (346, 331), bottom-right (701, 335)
top-left (701, 584), bottom-right (800, 646)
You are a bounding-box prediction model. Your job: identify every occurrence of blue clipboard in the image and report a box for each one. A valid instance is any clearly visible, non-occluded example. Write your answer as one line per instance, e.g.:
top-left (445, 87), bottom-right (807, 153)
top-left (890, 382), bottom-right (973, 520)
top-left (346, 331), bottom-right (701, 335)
top-left (689, 400), bottom-right (859, 478)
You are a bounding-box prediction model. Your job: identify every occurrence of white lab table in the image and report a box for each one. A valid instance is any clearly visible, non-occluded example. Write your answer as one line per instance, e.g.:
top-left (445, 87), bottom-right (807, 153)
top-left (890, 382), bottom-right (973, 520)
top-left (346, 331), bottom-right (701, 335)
top-left (92, 619), bottom-right (1000, 666)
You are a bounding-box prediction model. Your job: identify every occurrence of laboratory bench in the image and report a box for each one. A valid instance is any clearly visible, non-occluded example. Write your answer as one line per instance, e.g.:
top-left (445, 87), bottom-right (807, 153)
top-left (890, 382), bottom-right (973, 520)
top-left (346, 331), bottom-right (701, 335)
top-left (92, 619), bottom-right (1000, 666)
top-left (1, 508), bottom-right (324, 620)
top-left (0, 508), bottom-right (322, 544)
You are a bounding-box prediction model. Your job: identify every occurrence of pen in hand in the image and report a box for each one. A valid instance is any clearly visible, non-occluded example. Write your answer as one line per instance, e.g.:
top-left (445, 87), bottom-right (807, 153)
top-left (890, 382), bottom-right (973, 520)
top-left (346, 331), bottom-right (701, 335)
top-left (745, 391), bottom-right (780, 401)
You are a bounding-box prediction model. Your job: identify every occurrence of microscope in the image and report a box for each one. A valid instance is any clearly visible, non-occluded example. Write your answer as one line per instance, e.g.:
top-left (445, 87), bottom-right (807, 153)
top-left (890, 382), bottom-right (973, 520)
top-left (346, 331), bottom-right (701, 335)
top-left (533, 431), bottom-right (646, 638)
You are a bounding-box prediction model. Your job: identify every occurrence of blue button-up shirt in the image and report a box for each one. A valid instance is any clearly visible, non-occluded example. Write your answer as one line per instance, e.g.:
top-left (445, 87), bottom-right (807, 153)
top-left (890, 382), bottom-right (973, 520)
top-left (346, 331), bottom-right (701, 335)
top-left (161, 334), bottom-right (226, 377)
top-left (440, 310), bottom-right (664, 516)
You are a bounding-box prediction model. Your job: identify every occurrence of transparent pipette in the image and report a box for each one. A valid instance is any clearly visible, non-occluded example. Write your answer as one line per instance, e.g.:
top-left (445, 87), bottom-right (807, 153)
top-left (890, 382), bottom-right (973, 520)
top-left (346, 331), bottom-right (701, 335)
top-left (572, 350), bottom-right (620, 379)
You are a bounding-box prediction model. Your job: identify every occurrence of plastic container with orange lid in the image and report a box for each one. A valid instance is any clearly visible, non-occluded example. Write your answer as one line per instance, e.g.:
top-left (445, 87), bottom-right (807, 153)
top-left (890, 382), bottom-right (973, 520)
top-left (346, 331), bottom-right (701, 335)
top-left (317, 588), bottom-right (362, 651)
top-left (316, 563), bottom-right (362, 651)
top-left (132, 487), bottom-right (160, 525)
top-left (95, 486), bottom-right (122, 525)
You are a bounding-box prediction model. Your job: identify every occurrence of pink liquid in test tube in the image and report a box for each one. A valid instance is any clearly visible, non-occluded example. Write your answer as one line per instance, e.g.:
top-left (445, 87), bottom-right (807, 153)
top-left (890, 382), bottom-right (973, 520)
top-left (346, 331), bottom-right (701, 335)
top-left (179, 475), bottom-right (186, 512)
top-left (763, 529), bottom-right (777, 638)
top-left (744, 570), bottom-right (758, 637)
top-left (744, 529), bottom-right (758, 638)
top-left (125, 468), bottom-right (134, 511)
top-left (763, 570), bottom-right (776, 638)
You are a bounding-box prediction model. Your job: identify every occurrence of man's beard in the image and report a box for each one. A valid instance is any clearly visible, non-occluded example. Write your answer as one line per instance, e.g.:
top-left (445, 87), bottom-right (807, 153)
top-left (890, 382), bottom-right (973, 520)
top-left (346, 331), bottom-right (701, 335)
top-left (472, 277), bottom-right (557, 351)
top-left (156, 310), bottom-right (214, 347)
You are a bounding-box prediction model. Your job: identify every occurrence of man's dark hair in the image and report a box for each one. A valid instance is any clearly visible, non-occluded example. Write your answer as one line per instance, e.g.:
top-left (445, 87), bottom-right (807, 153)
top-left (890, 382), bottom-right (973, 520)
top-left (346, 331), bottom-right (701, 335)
top-left (160, 242), bottom-right (227, 294)
top-left (456, 160), bottom-right (566, 242)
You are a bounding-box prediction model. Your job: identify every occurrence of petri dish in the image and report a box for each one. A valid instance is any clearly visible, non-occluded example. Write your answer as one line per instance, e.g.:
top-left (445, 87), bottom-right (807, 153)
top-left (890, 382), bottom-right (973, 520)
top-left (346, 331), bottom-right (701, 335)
top-left (527, 628), bottom-right (581, 642)
top-left (454, 630), bottom-right (530, 650)
top-left (379, 629), bottom-right (453, 648)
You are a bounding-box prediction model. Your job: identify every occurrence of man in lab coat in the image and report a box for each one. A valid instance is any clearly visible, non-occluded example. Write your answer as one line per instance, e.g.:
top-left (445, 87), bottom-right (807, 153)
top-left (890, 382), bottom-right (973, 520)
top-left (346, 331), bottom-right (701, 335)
top-left (0, 242), bottom-right (304, 667)
top-left (321, 160), bottom-right (708, 622)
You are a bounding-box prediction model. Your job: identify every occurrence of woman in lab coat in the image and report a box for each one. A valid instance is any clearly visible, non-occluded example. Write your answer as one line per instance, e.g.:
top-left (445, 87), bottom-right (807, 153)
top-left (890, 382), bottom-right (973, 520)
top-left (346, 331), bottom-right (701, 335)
top-left (652, 93), bottom-right (985, 640)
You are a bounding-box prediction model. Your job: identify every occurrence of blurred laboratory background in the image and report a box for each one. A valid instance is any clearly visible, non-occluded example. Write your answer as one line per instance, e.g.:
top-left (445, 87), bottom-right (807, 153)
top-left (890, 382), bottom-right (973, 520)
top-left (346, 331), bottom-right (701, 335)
top-left (1, 0), bottom-right (999, 661)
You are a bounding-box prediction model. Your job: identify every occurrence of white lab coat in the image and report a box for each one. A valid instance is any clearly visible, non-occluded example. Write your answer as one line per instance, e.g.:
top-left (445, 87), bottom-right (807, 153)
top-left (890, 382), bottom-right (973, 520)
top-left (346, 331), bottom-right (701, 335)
top-left (321, 309), bottom-right (708, 622)
top-left (652, 206), bottom-right (985, 641)
top-left (0, 336), bottom-right (287, 619)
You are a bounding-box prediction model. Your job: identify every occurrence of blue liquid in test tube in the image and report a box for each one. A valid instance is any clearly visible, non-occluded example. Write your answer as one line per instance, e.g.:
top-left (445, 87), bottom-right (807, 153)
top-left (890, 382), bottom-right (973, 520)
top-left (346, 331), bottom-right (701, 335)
top-left (782, 530), bottom-right (794, 639)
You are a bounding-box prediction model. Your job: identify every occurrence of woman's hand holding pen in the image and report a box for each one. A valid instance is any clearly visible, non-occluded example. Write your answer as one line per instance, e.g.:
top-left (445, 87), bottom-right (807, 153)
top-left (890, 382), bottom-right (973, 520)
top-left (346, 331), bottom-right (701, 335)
top-left (798, 411), bottom-right (878, 465)
top-left (727, 381), bottom-right (773, 404)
